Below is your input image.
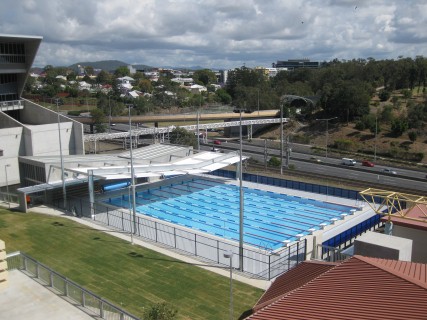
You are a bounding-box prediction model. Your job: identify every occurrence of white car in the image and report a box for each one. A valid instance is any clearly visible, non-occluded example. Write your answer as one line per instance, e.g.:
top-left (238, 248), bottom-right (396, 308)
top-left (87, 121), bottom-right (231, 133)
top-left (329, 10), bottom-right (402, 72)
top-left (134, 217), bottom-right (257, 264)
top-left (383, 168), bottom-right (397, 175)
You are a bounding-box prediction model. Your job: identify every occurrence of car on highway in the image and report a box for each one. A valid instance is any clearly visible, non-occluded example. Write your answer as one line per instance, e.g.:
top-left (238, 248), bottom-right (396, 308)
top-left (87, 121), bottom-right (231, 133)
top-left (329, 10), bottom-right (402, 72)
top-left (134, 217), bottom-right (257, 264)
top-left (211, 147), bottom-right (220, 152)
top-left (213, 140), bottom-right (221, 145)
top-left (310, 157), bottom-right (322, 163)
top-left (383, 168), bottom-right (397, 175)
top-left (361, 160), bottom-right (374, 167)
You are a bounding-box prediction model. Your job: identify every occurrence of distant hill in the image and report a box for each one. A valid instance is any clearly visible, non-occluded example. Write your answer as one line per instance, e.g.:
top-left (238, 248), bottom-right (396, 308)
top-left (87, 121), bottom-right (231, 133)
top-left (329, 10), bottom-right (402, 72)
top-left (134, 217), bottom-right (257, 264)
top-left (68, 60), bottom-right (154, 73)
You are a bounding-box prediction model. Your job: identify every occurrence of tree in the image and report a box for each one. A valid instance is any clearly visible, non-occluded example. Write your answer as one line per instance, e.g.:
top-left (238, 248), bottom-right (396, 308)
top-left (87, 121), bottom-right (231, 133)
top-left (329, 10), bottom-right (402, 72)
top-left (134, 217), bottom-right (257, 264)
top-left (322, 79), bottom-right (371, 121)
top-left (215, 89), bottom-right (232, 104)
top-left (169, 127), bottom-right (197, 148)
top-left (390, 118), bottom-right (408, 137)
top-left (96, 70), bottom-right (112, 84)
top-left (193, 69), bottom-right (217, 86)
top-left (378, 89), bottom-right (391, 102)
top-left (143, 302), bottom-right (177, 320)
top-left (114, 66), bottom-right (131, 77)
top-left (90, 108), bottom-right (107, 133)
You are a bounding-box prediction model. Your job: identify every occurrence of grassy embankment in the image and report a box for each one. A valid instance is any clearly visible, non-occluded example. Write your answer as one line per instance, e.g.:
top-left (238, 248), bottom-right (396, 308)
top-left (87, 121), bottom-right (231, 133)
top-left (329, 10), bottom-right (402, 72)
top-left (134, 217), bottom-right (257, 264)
top-left (0, 209), bottom-right (263, 320)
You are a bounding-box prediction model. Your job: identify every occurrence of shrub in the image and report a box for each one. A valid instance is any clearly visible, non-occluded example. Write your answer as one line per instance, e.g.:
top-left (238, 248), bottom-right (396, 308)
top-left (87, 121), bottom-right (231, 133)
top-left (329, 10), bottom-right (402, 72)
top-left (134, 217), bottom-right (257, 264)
top-left (67, 110), bottom-right (81, 116)
top-left (408, 131), bottom-right (417, 142)
top-left (378, 89), bottom-right (391, 102)
top-left (143, 302), bottom-right (178, 320)
top-left (268, 156), bottom-right (281, 167)
top-left (333, 139), bottom-right (354, 151)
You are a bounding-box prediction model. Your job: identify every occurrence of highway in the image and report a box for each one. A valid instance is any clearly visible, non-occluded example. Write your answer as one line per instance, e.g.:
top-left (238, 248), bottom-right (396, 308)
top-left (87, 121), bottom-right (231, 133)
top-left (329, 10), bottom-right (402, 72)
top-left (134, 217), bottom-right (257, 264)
top-left (202, 140), bottom-right (427, 194)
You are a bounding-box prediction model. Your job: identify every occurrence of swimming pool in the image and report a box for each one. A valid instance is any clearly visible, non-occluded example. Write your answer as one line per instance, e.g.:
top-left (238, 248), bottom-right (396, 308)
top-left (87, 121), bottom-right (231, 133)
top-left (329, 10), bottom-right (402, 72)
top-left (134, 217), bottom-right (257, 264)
top-left (105, 178), bottom-right (357, 250)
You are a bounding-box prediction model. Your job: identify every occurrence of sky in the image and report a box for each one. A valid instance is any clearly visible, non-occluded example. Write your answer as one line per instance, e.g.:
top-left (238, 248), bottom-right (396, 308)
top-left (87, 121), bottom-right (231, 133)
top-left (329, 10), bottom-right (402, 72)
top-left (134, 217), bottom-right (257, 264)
top-left (2, 0), bottom-right (427, 69)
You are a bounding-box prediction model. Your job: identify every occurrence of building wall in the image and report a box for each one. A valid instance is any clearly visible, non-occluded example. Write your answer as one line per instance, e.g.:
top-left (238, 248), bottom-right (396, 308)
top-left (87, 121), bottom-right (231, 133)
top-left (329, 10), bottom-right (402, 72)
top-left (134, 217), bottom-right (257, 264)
top-left (24, 122), bottom-right (74, 156)
top-left (393, 225), bottom-right (427, 263)
top-left (0, 127), bottom-right (24, 186)
top-left (21, 99), bottom-right (84, 155)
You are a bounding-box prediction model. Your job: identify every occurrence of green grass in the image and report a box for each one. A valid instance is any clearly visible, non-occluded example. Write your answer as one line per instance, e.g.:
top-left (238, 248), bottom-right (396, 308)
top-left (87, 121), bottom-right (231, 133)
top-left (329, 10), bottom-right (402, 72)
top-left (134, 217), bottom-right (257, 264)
top-left (0, 209), bottom-right (263, 319)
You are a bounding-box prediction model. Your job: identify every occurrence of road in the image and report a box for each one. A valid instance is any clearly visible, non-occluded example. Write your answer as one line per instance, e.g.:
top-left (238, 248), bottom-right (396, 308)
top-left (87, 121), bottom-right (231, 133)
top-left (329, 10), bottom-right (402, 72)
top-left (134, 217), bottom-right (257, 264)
top-left (202, 140), bottom-right (427, 193)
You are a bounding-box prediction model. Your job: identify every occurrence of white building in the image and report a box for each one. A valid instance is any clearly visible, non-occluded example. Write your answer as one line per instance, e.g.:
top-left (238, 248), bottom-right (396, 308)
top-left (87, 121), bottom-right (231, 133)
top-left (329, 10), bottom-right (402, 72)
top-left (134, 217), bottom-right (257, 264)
top-left (0, 34), bottom-right (84, 190)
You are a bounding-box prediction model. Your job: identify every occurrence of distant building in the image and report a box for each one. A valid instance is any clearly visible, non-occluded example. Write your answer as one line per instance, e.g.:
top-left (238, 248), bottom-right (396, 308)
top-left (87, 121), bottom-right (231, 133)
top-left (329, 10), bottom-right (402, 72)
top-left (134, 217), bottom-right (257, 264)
top-left (273, 59), bottom-right (321, 70)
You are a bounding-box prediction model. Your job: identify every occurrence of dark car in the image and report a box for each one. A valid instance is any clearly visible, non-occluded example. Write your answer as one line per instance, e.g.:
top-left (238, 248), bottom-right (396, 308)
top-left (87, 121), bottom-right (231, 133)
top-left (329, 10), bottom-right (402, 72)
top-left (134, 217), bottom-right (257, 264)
top-left (361, 160), bottom-right (374, 167)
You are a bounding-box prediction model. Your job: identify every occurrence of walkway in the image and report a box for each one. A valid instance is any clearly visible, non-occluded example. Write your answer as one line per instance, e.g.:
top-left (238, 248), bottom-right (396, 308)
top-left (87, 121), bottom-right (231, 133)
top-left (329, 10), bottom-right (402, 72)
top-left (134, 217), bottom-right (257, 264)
top-left (0, 270), bottom-right (94, 320)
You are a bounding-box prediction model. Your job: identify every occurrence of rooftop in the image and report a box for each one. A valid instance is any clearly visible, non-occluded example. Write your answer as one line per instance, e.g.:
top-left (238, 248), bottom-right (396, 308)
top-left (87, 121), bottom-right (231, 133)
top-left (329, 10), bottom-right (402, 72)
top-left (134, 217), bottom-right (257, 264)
top-left (247, 255), bottom-right (427, 320)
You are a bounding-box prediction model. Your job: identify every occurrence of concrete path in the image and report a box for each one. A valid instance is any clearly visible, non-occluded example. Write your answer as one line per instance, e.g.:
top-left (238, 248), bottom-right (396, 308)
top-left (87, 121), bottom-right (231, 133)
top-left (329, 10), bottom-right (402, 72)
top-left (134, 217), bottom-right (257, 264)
top-left (0, 270), bottom-right (94, 320)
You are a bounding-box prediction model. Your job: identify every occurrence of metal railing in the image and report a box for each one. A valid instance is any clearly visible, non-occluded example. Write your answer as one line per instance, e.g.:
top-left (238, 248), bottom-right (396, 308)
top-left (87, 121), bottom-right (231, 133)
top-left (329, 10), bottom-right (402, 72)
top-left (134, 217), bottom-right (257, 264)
top-left (315, 244), bottom-right (352, 262)
top-left (6, 251), bottom-right (140, 320)
top-left (53, 196), bottom-right (307, 280)
top-left (0, 191), bottom-right (18, 205)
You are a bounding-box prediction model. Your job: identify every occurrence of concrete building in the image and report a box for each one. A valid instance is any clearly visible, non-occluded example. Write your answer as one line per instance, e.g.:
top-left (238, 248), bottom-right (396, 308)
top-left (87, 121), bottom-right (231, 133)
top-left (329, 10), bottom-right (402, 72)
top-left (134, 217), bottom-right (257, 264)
top-left (0, 34), bottom-right (84, 191)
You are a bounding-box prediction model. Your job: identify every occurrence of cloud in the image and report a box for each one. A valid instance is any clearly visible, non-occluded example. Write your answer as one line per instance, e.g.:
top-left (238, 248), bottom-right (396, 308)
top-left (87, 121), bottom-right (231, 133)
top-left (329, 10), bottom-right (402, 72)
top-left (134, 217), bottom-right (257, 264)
top-left (1, 0), bottom-right (426, 68)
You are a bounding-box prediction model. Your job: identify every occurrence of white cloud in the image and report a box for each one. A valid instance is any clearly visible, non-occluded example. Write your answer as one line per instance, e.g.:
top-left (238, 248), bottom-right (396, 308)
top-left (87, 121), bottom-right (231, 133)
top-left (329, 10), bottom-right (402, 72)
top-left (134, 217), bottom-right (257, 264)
top-left (1, 0), bottom-right (426, 68)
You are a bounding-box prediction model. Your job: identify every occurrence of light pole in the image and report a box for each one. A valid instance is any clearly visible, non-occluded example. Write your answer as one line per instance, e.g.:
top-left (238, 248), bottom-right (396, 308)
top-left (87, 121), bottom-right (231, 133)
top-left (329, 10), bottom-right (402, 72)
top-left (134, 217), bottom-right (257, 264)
top-left (223, 251), bottom-right (233, 320)
top-left (108, 95), bottom-right (112, 133)
top-left (128, 105), bottom-right (137, 245)
top-left (315, 117), bottom-right (337, 158)
top-left (257, 88), bottom-right (260, 116)
top-left (374, 115), bottom-right (378, 161)
top-left (57, 100), bottom-right (67, 209)
top-left (239, 109), bottom-right (244, 272)
top-left (280, 103), bottom-right (284, 175)
top-left (4, 164), bottom-right (10, 208)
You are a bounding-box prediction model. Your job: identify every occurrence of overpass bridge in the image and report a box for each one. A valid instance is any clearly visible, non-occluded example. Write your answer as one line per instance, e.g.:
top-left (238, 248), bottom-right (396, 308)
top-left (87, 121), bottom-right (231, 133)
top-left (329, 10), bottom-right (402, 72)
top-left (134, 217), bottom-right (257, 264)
top-left (84, 117), bottom-right (289, 143)
top-left (75, 109), bottom-right (279, 124)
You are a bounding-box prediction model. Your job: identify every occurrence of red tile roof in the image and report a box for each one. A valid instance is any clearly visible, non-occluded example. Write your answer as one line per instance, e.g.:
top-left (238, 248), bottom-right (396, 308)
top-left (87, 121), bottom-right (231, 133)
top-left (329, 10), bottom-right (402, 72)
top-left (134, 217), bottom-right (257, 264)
top-left (253, 260), bottom-right (337, 312)
top-left (246, 255), bottom-right (427, 320)
top-left (381, 205), bottom-right (427, 231)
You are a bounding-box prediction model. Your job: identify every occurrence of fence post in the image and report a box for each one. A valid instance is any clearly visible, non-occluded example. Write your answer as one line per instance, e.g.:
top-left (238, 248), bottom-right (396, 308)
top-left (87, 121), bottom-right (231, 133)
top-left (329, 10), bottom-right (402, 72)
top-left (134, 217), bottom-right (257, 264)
top-left (174, 227), bottom-right (176, 249)
top-left (268, 255), bottom-right (271, 280)
top-left (217, 240), bottom-right (220, 263)
top-left (36, 263), bottom-right (39, 278)
top-left (155, 221), bottom-right (158, 243)
top-left (107, 209), bottom-right (110, 226)
top-left (194, 234), bottom-right (197, 256)
top-left (82, 291), bottom-right (86, 307)
top-left (121, 211), bottom-right (124, 231)
top-left (50, 272), bottom-right (53, 287)
top-left (64, 280), bottom-right (69, 296)
top-left (99, 300), bottom-right (104, 318)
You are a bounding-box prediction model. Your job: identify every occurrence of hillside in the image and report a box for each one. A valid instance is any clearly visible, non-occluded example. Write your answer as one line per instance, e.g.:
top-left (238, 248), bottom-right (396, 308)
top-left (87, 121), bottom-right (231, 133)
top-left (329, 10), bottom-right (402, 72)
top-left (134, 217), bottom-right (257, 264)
top-left (259, 88), bottom-right (427, 165)
top-left (68, 60), bottom-right (153, 72)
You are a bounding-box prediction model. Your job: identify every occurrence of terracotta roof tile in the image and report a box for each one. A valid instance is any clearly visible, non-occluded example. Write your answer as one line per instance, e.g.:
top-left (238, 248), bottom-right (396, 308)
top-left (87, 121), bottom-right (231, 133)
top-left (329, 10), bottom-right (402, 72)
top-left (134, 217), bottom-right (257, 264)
top-left (247, 256), bottom-right (427, 320)
top-left (253, 260), bottom-right (337, 312)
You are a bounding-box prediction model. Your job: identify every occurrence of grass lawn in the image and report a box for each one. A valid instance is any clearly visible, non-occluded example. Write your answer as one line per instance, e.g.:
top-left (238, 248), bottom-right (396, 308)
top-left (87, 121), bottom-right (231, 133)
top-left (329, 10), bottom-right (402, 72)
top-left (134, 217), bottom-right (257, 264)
top-left (0, 209), bottom-right (263, 320)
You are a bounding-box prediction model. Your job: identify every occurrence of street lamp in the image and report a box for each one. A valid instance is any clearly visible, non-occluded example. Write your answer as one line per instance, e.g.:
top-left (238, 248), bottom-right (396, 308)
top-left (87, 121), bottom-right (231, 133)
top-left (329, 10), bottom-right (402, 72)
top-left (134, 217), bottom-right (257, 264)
top-left (128, 105), bottom-right (137, 245)
top-left (238, 109), bottom-right (244, 272)
top-left (374, 115), bottom-right (378, 161)
top-left (315, 117), bottom-right (337, 158)
top-left (223, 251), bottom-right (233, 320)
top-left (4, 164), bottom-right (10, 208)
top-left (108, 94), bottom-right (112, 133)
top-left (57, 100), bottom-right (67, 209)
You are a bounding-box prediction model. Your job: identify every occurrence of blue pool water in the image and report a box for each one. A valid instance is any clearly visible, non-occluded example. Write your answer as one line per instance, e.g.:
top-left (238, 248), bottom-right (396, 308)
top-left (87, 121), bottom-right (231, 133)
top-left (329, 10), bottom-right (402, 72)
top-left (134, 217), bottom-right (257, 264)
top-left (105, 178), bottom-right (357, 250)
